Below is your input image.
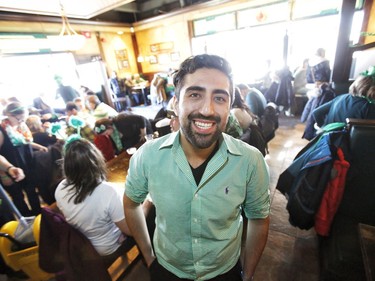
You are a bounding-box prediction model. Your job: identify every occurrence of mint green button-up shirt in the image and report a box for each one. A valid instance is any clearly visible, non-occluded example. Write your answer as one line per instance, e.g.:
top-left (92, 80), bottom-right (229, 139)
top-left (125, 131), bottom-right (270, 280)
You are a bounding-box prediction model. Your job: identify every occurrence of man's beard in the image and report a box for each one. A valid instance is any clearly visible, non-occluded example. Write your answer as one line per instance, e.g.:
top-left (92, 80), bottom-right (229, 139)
top-left (180, 113), bottom-right (223, 149)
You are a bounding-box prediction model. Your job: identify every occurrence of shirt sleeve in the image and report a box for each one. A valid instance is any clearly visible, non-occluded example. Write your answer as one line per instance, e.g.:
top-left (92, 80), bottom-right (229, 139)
top-left (313, 100), bottom-right (333, 127)
top-left (243, 150), bottom-right (270, 219)
top-left (124, 146), bottom-right (149, 203)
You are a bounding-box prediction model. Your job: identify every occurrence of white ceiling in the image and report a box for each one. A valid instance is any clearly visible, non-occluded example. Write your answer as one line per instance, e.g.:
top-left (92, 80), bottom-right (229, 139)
top-left (0, 0), bottom-right (136, 19)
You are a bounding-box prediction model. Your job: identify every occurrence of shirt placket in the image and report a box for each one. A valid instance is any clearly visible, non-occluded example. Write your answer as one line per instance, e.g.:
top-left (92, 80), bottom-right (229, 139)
top-left (190, 150), bottom-right (228, 280)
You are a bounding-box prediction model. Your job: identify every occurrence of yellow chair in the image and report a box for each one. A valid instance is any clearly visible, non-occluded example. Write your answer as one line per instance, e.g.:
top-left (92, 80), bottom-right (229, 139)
top-left (0, 215), bottom-right (54, 281)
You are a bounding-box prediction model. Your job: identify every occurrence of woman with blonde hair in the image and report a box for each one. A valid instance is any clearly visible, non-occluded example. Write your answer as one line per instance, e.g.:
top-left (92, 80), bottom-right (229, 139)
top-left (313, 66), bottom-right (375, 127)
top-left (26, 115), bottom-right (57, 147)
top-left (231, 87), bottom-right (255, 130)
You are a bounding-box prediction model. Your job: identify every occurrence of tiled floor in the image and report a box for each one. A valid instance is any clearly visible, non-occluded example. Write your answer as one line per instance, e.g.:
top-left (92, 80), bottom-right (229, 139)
top-left (121, 108), bottom-right (320, 281)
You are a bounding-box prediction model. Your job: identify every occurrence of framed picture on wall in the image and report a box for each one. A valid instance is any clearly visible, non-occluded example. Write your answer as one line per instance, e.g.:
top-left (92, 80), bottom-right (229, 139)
top-left (115, 49), bottom-right (128, 59)
top-left (122, 60), bottom-right (129, 68)
top-left (157, 53), bottom-right (170, 64)
top-left (117, 59), bottom-right (129, 70)
top-left (150, 44), bottom-right (159, 52)
top-left (115, 49), bottom-right (129, 69)
top-left (149, 55), bottom-right (158, 64)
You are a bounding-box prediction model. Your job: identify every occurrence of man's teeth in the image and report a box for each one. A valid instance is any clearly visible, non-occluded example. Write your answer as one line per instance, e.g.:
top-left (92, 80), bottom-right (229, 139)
top-left (195, 121), bottom-right (213, 128)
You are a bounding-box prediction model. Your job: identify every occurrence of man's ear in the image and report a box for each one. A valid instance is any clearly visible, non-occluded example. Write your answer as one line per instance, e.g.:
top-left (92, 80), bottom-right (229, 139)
top-left (172, 96), bottom-right (178, 116)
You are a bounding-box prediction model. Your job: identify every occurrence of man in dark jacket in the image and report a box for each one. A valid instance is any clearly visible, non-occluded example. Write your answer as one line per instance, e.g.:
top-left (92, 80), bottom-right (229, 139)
top-left (112, 112), bottom-right (153, 149)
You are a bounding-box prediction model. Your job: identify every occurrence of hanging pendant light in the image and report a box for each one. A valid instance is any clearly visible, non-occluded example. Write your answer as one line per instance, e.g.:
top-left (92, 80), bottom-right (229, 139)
top-left (48, 3), bottom-right (86, 51)
top-left (0, 3), bottom-right (86, 53)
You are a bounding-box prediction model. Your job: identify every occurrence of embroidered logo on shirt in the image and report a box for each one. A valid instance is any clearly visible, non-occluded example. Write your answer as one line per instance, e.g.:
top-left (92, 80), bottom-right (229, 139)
top-left (225, 187), bottom-right (229, 194)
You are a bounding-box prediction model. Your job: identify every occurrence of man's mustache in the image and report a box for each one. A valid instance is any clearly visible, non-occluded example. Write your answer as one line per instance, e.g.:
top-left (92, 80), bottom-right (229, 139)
top-left (187, 113), bottom-right (221, 123)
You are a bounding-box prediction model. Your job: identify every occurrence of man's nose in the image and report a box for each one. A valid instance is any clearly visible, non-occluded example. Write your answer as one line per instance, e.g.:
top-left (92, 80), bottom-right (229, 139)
top-left (199, 96), bottom-right (215, 116)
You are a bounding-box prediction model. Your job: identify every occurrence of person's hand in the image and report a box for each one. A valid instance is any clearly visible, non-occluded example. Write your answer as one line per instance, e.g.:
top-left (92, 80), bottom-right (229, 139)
top-left (39, 145), bottom-right (49, 152)
top-left (7, 166), bottom-right (25, 182)
top-left (146, 256), bottom-right (156, 269)
top-left (241, 271), bottom-right (254, 281)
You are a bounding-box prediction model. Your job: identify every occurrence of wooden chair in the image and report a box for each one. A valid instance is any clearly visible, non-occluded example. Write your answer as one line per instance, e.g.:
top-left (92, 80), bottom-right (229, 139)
top-left (38, 207), bottom-right (139, 281)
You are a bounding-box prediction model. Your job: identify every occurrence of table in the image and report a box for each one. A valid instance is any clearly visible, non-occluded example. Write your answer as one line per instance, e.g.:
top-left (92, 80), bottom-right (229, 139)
top-left (359, 223), bottom-right (375, 281)
top-left (106, 151), bottom-right (132, 184)
top-left (132, 84), bottom-right (148, 105)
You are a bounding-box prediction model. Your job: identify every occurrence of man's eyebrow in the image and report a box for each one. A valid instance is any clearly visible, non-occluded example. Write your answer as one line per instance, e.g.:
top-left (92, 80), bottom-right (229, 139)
top-left (212, 89), bottom-right (230, 96)
top-left (185, 86), bottom-right (205, 92)
top-left (185, 86), bottom-right (229, 96)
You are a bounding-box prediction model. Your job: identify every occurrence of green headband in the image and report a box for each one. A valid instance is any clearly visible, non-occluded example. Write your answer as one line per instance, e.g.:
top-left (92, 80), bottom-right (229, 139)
top-left (94, 124), bottom-right (107, 134)
top-left (63, 134), bottom-right (82, 153)
top-left (360, 66), bottom-right (375, 82)
top-left (9, 106), bottom-right (25, 114)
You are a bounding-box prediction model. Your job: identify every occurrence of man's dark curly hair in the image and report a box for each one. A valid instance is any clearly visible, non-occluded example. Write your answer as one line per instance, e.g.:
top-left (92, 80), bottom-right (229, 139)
top-left (173, 54), bottom-right (234, 102)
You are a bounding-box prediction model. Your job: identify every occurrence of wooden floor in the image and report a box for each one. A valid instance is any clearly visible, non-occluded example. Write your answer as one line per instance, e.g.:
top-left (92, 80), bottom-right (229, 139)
top-left (120, 107), bottom-right (321, 281)
top-left (0, 106), bottom-right (321, 281)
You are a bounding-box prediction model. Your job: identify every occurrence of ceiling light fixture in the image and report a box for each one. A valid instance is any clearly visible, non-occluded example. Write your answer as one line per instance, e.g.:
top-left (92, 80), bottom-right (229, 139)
top-left (0, 3), bottom-right (86, 53)
top-left (47, 3), bottom-right (86, 51)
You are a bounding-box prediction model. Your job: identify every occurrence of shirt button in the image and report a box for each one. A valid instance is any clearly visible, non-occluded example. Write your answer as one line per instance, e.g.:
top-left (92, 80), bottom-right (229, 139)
top-left (194, 218), bottom-right (198, 223)
top-left (194, 194), bottom-right (198, 198)
top-left (194, 239), bottom-right (198, 243)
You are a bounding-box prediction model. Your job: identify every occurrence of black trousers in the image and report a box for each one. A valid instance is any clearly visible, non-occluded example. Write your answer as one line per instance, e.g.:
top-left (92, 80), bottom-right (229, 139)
top-left (149, 259), bottom-right (242, 281)
top-left (3, 181), bottom-right (41, 216)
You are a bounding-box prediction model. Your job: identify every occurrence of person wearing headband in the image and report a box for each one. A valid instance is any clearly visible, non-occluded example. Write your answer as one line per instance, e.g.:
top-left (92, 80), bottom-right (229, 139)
top-left (55, 138), bottom-right (154, 265)
top-left (93, 118), bottom-right (122, 162)
top-left (0, 102), bottom-right (47, 216)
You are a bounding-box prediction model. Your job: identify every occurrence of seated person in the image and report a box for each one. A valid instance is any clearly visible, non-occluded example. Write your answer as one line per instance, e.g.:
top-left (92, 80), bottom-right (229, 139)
top-left (73, 97), bottom-right (96, 129)
top-left (132, 73), bottom-right (149, 87)
top-left (55, 138), bottom-right (153, 264)
top-left (131, 73), bottom-right (150, 105)
top-left (313, 67), bottom-right (375, 128)
top-left (231, 87), bottom-right (255, 131)
top-left (225, 112), bottom-right (243, 139)
top-left (86, 95), bottom-right (118, 120)
top-left (238, 83), bottom-right (267, 117)
top-left (26, 115), bottom-right (58, 147)
top-left (65, 102), bottom-right (95, 142)
top-left (293, 58), bottom-right (309, 96)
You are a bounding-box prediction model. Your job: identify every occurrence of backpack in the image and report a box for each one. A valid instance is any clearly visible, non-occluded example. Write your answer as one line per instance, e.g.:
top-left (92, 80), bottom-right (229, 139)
top-left (259, 102), bottom-right (279, 143)
top-left (240, 124), bottom-right (268, 157)
top-left (276, 123), bottom-right (350, 229)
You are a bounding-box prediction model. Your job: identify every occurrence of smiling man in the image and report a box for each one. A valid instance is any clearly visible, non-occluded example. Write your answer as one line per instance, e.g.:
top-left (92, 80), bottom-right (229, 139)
top-left (124, 54), bottom-right (270, 281)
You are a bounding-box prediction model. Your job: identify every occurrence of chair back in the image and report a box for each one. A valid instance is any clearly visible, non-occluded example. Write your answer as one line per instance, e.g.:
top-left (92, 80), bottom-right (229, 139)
top-left (318, 118), bottom-right (375, 280)
top-left (39, 207), bottom-right (111, 281)
top-left (337, 118), bottom-right (375, 224)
